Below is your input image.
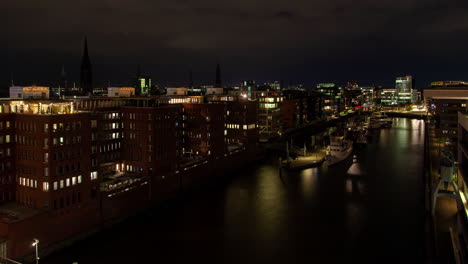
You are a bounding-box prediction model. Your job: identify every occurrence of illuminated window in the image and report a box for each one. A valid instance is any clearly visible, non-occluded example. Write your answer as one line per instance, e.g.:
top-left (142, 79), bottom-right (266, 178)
top-left (5, 135), bottom-right (10, 143)
top-left (43, 182), bottom-right (49, 192)
top-left (60, 180), bottom-right (64, 189)
top-left (90, 171), bottom-right (98, 180)
top-left (44, 167), bottom-right (49, 177)
top-left (78, 175), bottom-right (82, 184)
top-left (72, 176), bottom-right (76, 185)
top-left (53, 181), bottom-right (58, 190)
top-left (66, 178), bottom-right (70, 187)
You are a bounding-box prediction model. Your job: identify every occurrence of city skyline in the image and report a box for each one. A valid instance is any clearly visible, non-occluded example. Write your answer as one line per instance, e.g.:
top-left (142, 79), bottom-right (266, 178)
top-left (5, 0), bottom-right (468, 88)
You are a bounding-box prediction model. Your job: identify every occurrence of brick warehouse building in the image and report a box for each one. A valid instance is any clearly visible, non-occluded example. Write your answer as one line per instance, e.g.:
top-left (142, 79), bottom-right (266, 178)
top-left (0, 97), bottom-right (258, 261)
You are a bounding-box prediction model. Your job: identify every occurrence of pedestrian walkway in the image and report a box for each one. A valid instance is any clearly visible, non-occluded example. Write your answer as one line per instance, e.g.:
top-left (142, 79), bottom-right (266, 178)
top-left (282, 148), bottom-right (327, 170)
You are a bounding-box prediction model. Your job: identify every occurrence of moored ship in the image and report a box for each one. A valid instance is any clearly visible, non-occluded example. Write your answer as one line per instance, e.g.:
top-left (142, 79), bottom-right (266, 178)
top-left (325, 136), bottom-right (353, 166)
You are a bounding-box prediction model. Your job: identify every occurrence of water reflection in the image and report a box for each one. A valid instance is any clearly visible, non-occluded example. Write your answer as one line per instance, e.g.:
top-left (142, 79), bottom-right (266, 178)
top-left (300, 168), bottom-right (318, 200)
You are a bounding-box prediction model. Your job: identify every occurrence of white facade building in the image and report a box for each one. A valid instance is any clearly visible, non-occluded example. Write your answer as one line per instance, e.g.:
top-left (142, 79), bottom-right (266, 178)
top-left (107, 87), bottom-right (135, 97)
top-left (205, 87), bottom-right (224, 95)
top-left (9, 86), bottom-right (50, 99)
top-left (166, 87), bottom-right (188, 96)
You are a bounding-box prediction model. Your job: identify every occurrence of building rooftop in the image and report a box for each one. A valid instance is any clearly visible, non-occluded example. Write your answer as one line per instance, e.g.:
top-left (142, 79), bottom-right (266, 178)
top-left (0, 202), bottom-right (42, 224)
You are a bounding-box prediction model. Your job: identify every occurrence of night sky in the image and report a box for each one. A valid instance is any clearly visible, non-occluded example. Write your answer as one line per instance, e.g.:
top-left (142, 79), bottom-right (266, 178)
top-left (4, 0), bottom-right (468, 89)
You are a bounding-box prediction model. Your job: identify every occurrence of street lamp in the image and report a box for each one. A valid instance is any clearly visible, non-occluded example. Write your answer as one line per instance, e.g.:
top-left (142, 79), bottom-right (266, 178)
top-left (32, 238), bottom-right (39, 264)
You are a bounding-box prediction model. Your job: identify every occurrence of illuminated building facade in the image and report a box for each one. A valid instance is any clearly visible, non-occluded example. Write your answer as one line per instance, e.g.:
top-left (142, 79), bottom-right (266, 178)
top-left (456, 112), bottom-right (468, 261)
top-left (242, 80), bottom-right (256, 99)
top-left (379, 89), bottom-right (398, 106)
top-left (0, 97), bottom-right (258, 261)
top-left (136, 76), bottom-right (152, 95)
top-left (317, 83), bottom-right (342, 114)
top-left (424, 87), bottom-right (468, 139)
top-left (396, 76), bottom-right (413, 104)
top-left (361, 86), bottom-right (376, 106)
top-left (166, 87), bottom-right (188, 96)
top-left (107, 87), bottom-right (135, 97)
top-left (432, 81), bottom-right (468, 87)
top-left (9, 86), bottom-right (50, 100)
top-left (256, 91), bottom-right (283, 138)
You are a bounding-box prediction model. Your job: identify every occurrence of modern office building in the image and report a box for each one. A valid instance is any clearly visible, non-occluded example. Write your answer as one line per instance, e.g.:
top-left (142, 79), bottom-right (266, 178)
top-left (317, 83), bottom-right (342, 114)
top-left (396, 76), bottom-right (413, 104)
top-left (379, 88), bottom-right (398, 106)
top-left (425, 87), bottom-right (468, 140)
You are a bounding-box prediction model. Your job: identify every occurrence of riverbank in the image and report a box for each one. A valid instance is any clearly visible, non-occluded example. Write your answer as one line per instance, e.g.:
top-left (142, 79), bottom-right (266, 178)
top-left (384, 111), bottom-right (427, 119)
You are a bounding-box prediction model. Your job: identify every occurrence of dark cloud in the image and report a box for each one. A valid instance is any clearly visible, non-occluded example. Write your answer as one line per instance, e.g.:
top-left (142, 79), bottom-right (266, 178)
top-left (4, 0), bottom-right (468, 88)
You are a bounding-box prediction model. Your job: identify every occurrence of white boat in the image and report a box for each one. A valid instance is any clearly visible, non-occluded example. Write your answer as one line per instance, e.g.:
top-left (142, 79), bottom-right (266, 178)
top-left (325, 136), bottom-right (353, 166)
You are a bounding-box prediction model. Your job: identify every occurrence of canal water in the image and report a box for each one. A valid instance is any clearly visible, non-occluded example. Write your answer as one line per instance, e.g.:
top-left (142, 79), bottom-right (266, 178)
top-left (46, 118), bottom-right (425, 264)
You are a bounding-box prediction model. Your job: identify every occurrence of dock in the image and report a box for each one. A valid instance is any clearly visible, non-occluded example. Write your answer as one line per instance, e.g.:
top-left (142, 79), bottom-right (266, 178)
top-left (282, 149), bottom-right (327, 170)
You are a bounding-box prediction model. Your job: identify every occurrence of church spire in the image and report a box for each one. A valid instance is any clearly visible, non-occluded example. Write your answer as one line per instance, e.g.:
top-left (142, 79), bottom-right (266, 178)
top-left (80, 37), bottom-right (93, 95)
top-left (189, 69), bottom-right (193, 88)
top-left (215, 64), bottom-right (221, 88)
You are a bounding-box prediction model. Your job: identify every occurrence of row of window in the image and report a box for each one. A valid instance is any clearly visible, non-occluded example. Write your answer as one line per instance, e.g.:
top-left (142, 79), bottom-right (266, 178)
top-left (0, 121), bottom-right (11, 130)
top-left (0, 162), bottom-right (12, 171)
top-left (0, 135), bottom-right (12, 144)
top-left (44, 121), bottom-right (82, 133)
top-left (53, 192), bottom-right (82, 210)
top-left (92, 142), bottom-right (121, 154)
top-left (20, 175), bottom-right (85, 192)
top-left (44, 163), bottom-right (82, 176)
top-left (51, 136), bottom-right (82, 146)
top-left (442, 130), bottom-right (457, 135)
top-left (101, 112), bottom-right (121, 120)
top-left (0, 148), bottom-right (11, 158)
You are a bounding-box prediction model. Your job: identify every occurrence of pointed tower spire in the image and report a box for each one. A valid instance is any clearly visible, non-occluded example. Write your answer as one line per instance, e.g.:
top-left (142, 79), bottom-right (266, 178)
top-left (215, 64), bottom-right (221, 88)
top-left (60, 65), bottom-right (68, 91)
top-left (189, 69), bottom-right (193, 88)
top-left (61, 65), bottom-right (66, 78)
top-left (80, 36), bottom-right (93, 95)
